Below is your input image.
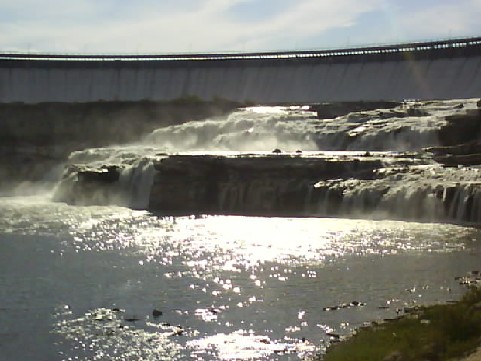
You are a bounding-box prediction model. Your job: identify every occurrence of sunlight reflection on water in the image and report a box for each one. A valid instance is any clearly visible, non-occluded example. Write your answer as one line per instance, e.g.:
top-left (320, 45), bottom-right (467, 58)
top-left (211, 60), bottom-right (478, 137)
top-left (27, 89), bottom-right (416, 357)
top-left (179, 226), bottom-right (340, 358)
top-left (2, 196), bottom-right (471, 263)
top-left (1, 196), bottom-right (480, 360)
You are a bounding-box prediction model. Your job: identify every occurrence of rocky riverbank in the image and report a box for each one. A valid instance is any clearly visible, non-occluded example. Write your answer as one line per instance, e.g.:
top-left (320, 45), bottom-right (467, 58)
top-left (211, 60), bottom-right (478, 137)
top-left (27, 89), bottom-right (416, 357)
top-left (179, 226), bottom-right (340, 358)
top-left (320, 278), bottom-right (481, 361)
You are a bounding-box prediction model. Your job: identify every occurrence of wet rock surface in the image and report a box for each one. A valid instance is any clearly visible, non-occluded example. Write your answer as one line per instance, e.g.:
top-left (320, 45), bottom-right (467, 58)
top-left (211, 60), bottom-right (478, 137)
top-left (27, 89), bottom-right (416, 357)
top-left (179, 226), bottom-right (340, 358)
top-left (147, 152), bottom-right (412, 216)
top-left (149, 153), bottom-right (385, 215)
top-left (311, 101), bottom-right (401, 119)
top-left (54, 151), bottom-right (481, 224)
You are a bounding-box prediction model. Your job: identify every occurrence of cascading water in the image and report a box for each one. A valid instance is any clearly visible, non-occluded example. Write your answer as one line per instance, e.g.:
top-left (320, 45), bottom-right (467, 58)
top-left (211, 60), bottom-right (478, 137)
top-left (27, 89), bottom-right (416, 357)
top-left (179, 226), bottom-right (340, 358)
top-left (51, 99), bottom-right (481, 225)
top-left (141, 102), bottom-right (463, 152)
top-left (53, 146), bottom-right (161, 209)
top-left (143, 106), bottom-right (320, 152)
top-left (443, 184), bottom-right (481, 224)
top-left (118, 158), bottom-right (156, 209)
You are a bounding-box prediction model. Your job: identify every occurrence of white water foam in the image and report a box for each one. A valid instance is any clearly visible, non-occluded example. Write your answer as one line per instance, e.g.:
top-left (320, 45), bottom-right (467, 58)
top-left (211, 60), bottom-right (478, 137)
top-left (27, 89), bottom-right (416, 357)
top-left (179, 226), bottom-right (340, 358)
top-left (143, 107), bottom-right (319, 152)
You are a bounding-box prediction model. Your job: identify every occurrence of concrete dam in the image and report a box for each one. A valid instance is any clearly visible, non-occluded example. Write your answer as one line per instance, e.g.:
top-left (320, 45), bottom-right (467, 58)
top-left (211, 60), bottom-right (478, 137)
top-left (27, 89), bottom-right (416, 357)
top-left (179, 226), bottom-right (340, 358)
top-left (1, 37), bottom-right (481, 104)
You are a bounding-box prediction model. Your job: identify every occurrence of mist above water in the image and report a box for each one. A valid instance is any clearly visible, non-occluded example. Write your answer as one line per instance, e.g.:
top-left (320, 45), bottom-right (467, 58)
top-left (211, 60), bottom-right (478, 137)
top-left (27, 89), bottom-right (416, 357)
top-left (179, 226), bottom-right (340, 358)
top-left (143, 106), bottom-right (319, 153)
top-left (64, 100), bottom-right (476, 166)
top-left (100, 100), bottom-right (475, 157)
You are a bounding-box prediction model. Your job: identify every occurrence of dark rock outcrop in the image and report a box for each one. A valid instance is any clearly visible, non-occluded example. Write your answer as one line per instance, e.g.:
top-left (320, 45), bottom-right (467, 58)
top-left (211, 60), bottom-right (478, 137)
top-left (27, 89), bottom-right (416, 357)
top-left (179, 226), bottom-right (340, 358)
top-left (52, 150), bottom-right (481, 224)
top-left (77, 166), bottom-right (120, 183)
top-left (425, 141), bottom-right (481, 166)
top-left (436, 108), bottom-right (481, 147)
top-left (145, 153), bottom-right (481, 223)
top-left (148, 154), bottom-right (384, 215)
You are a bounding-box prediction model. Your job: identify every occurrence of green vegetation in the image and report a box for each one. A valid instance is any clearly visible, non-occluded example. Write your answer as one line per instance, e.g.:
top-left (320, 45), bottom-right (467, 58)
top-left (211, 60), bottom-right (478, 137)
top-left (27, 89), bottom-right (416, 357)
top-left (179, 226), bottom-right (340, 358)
top-left (322, 287), bottom-right (481, 361)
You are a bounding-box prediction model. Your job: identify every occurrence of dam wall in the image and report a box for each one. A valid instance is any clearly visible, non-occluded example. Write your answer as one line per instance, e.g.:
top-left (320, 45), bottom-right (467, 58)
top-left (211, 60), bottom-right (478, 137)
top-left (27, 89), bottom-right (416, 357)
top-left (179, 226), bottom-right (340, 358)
top-left (1, 37), bottom-right (481, 104)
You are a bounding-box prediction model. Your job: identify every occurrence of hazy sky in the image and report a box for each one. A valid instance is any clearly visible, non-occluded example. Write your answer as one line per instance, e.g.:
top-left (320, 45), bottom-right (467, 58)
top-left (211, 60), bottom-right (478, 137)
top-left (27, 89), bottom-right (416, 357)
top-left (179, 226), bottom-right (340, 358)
top-left (1, 0), bottom-right (481, 54)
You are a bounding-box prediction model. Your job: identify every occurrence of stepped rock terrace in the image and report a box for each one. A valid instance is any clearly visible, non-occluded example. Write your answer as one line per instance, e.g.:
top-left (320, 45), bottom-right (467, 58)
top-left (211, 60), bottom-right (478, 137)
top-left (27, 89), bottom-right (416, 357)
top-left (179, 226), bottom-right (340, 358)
top-left (51, 98), bottom-right (481, 225)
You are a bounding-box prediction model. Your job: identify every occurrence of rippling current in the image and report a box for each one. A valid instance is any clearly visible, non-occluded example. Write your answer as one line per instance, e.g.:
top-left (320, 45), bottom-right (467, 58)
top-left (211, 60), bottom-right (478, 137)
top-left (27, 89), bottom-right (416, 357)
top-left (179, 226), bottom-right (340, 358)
top-left (1, 195), bottom-right (481, 361)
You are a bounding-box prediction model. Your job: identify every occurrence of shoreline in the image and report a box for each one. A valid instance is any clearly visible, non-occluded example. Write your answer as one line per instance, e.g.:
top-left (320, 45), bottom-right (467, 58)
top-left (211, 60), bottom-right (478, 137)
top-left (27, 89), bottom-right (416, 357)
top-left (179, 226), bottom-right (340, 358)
top-left (320, 280), bottom-right (481, 361)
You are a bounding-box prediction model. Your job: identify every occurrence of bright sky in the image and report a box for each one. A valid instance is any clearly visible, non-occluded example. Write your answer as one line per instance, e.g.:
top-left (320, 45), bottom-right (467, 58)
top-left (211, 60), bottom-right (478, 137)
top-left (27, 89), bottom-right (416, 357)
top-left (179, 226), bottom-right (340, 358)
top-left (1, 0), bottom-right (481, 54)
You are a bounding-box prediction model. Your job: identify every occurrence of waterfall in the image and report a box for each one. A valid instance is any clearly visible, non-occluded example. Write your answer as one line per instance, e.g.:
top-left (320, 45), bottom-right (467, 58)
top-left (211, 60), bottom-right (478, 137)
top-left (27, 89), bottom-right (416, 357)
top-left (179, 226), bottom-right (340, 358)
top-left (470, 190), bottom-right (481, 223)
top-left (378, 185), bottom-right (443, 222)
top-left (303, 171), bottom-right (481, 224)
top-left (49, 100), bottom-right (481, 222)
top-left (444, 184), bottom-right (481, 224)
top-left (219, 183), bottom-right (249, 214)
top-left (118, 158), bottom-right (156, 209)
top-left (53, 147), bottom-right (159, 209)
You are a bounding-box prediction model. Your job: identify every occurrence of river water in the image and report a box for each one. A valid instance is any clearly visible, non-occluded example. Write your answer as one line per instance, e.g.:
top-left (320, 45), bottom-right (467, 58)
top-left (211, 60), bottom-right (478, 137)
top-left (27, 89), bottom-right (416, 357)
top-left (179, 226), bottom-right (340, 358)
top-left (1, 195), bottom-right (480, 361)
top-left (2, 103), bottom-right (481, 360)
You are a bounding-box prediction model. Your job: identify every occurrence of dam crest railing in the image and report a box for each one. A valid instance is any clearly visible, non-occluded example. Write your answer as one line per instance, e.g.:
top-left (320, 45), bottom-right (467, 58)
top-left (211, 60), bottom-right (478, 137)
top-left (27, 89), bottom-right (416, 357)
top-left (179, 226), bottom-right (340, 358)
top-left (1, 36), bottom-right (481, 63)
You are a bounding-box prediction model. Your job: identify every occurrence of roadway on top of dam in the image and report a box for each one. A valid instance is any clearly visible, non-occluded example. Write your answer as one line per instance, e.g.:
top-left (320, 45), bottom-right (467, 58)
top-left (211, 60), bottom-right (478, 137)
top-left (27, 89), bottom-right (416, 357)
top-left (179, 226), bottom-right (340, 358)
top-left (1, 36), bottom-right (481, 103)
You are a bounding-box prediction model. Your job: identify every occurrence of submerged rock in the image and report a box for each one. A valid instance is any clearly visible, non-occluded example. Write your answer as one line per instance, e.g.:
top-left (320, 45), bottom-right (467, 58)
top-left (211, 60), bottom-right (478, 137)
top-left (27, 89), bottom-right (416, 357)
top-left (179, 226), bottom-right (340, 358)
top-left (77, 166), bottom-right (120, 183)
top-left (152, 309), bottom-right (163, 318)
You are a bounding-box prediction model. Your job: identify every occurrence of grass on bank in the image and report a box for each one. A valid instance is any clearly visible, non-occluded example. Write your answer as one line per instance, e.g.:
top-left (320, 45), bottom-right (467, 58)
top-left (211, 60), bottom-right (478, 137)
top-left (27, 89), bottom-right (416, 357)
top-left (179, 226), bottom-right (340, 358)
top-left (322, 287), bottom-right (481, 361)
